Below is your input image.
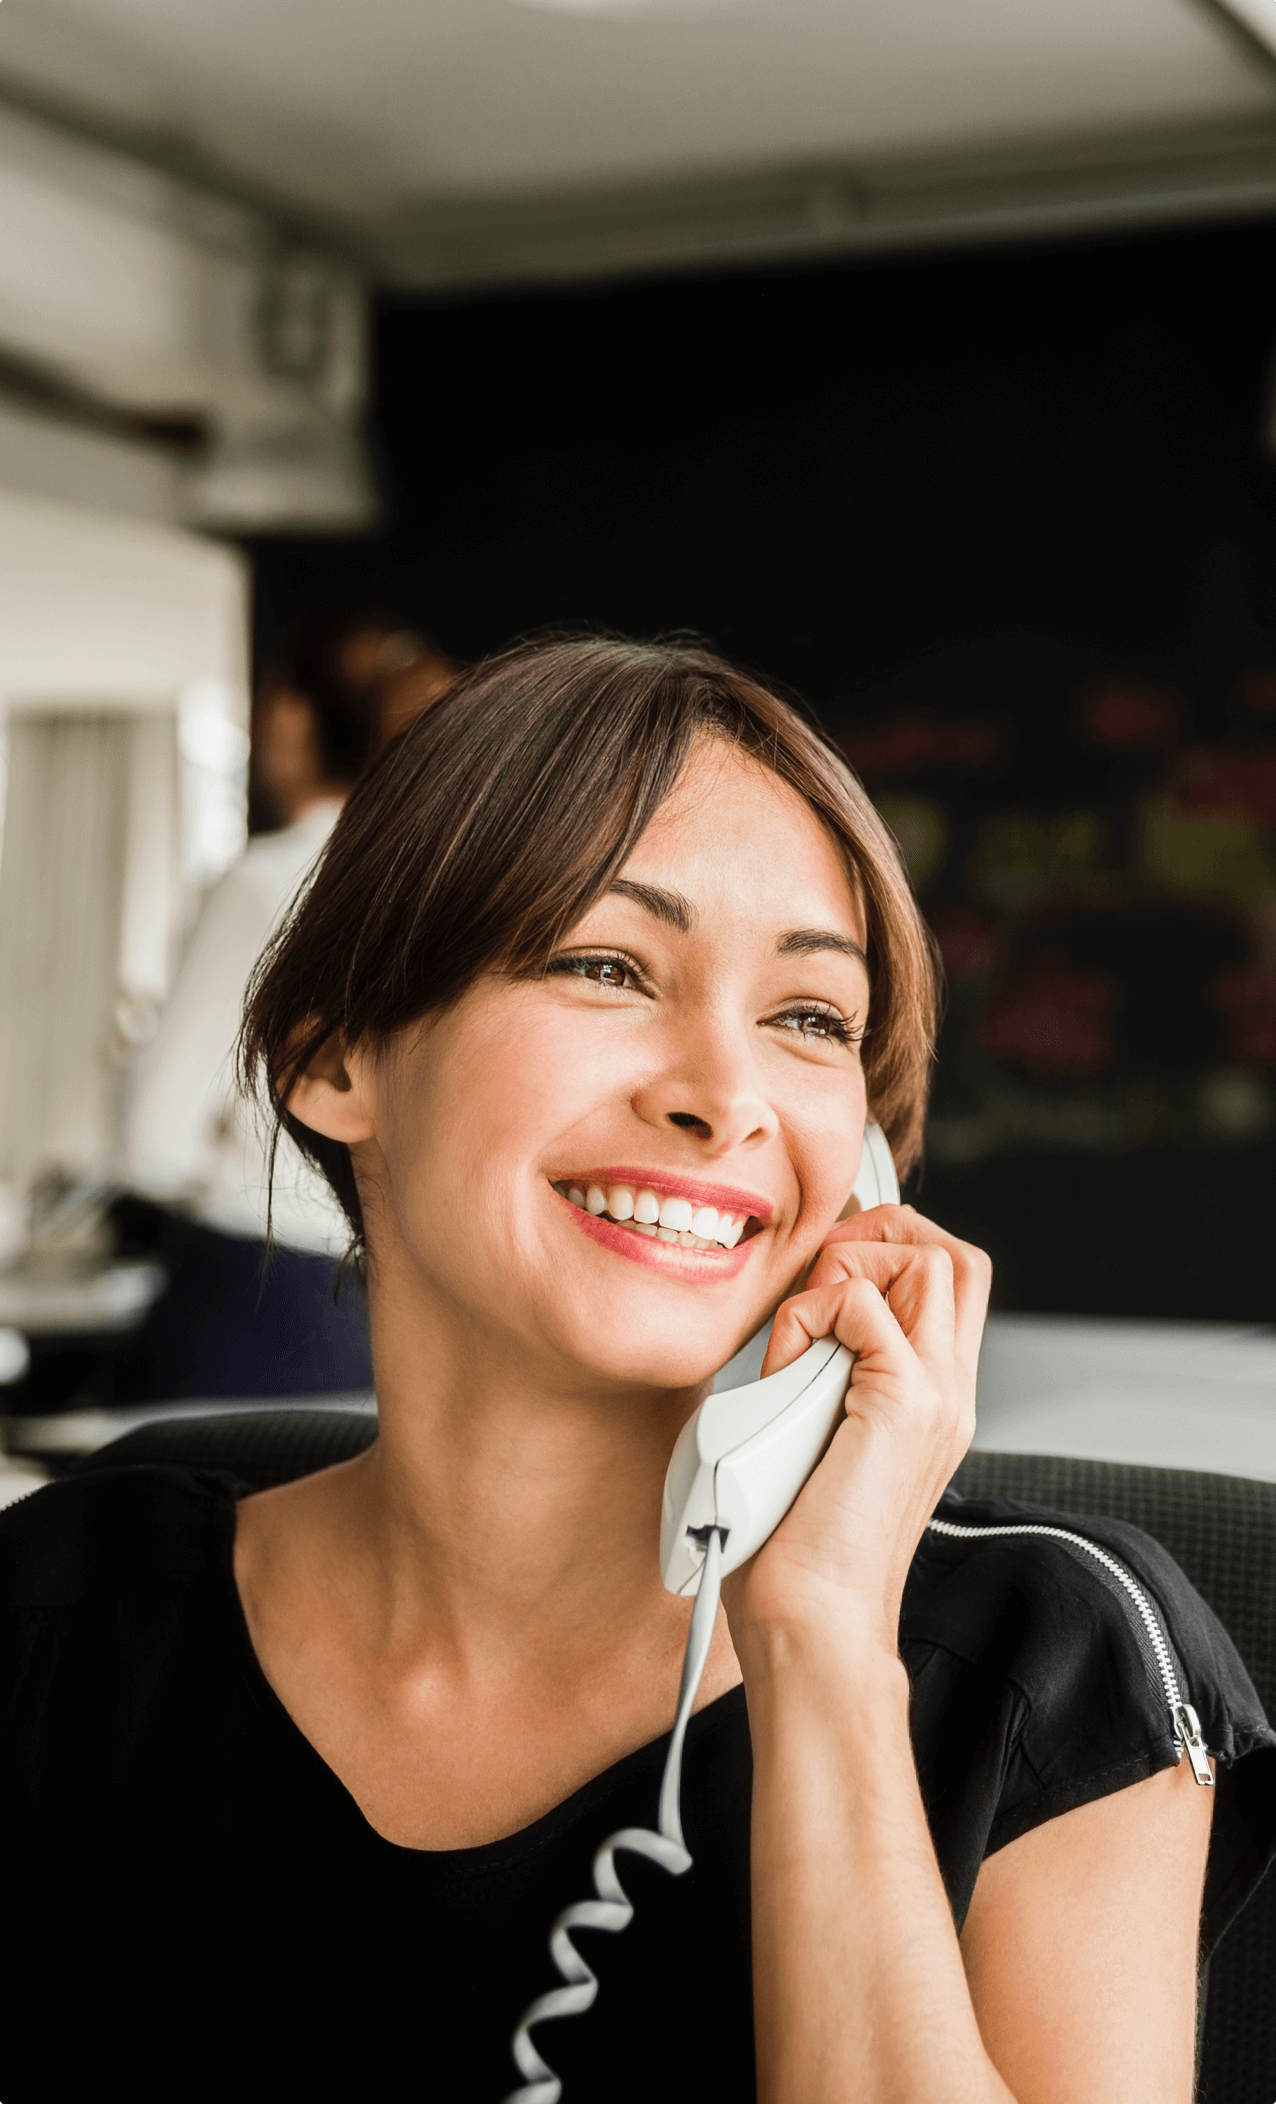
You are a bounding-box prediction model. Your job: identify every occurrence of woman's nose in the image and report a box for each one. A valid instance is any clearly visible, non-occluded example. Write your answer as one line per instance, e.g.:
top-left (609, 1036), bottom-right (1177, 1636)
top-left (630, 1023), bottom-right (779, 1156)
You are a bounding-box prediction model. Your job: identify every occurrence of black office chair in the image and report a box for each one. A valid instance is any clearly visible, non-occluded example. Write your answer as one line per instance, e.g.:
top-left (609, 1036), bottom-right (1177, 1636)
top-left (83, 1406), bottom-right (378, 1487)
top-left (79, 1417), bottom-right (1276, 2104)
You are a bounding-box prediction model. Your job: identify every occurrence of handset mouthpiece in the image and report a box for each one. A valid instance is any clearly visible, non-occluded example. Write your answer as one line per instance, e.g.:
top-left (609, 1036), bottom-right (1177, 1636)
top-left (660, 1335), bottom-right (853, 1594)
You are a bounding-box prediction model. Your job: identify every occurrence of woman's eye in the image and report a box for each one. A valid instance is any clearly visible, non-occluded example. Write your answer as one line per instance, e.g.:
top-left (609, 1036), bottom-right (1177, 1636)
top-left (547, 952), bottom-right (639, 991)
top-left (769, 1004), bottom-right (861, 1046)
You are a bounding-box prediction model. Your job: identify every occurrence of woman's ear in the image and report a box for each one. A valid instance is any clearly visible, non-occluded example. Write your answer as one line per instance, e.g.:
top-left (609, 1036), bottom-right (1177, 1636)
top-left (285, 1033), bottom-right (377, 1145)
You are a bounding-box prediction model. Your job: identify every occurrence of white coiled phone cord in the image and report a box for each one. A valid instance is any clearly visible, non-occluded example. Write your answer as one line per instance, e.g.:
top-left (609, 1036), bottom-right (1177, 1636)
top-left (503, 1526), bottom-right (727, 2104)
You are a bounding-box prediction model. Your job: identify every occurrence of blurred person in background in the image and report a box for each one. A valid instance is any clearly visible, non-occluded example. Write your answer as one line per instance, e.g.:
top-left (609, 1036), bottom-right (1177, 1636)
top-left (115, 608), bottom-right (457, 1402)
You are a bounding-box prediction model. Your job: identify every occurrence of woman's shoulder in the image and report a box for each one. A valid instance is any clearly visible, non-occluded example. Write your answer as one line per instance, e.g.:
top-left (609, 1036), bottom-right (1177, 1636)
top-left (905, 1483), bottom-right (1271, 1765)
top-left (0, 1464), bottom-right (239, 1611)
top-left (903, 1483), bottom-right (1276, 1950)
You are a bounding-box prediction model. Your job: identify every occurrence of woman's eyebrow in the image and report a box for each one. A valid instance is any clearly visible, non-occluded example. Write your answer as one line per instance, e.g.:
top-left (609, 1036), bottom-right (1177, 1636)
top-left (605, 886), bottom-right (866, 966)
top-left (777, 927), bottom-right (869, 967)
top-left (607, 879), bottom-right (698, 933)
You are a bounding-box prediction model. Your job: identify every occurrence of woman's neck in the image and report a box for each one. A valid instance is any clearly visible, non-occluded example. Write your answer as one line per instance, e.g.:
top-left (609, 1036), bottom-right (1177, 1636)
top-left (232, 1224), bottom-right (740, 1849)
top-left (355, 1288), bottom-right (702, 1673)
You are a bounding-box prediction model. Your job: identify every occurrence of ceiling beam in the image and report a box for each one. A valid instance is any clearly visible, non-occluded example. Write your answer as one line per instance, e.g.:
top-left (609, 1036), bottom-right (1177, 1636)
top-left (376, 112), bottom-right (1276, 292)
top-left (1, 49), bottom-right (1275, 300)
top-left (1196, 0), bottom-right (1276, 80)
top-left (0, 64), bottom-right (368, 267)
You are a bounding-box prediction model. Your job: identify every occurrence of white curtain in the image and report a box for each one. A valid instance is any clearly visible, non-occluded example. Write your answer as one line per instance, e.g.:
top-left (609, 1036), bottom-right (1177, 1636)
top-left (0, 711), bottom-right (136, 1185)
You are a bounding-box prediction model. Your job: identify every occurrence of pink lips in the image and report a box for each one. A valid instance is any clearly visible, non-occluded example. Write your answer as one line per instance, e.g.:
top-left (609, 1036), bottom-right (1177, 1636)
top-left (555, 1167), bottom-right (774, 1222)
top-left (560, 1197), bottom-right (761, 1279)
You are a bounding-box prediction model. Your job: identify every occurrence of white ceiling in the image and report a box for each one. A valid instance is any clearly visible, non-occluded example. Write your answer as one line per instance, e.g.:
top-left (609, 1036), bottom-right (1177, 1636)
top-left (0, 0), bottom-right (1270, 209)
top-left (0, 0), bottom-right (1273, 281)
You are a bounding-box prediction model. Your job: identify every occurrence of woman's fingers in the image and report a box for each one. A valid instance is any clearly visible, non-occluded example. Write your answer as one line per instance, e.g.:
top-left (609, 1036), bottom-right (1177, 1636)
top-left (764, 1271), bottom-right (910, 1380)
top-left (739, 1217), bottom-right (985, 1632)
top-left (752, 1265), bottom-right (972, 1608)
top-left (763, 1241), bottom-right (964, 1427)
top-left (812, 1206), bottom-right (991, 1376)
top-left (768, 1237), bottom-right (958, 1374)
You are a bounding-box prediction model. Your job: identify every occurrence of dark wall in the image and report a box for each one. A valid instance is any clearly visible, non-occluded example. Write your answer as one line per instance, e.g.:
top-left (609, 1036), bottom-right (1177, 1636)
top-left (250, 219), bottom-right (1276, 1322)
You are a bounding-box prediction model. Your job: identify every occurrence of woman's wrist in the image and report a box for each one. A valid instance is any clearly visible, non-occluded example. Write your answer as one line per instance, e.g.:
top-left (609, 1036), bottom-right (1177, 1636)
top-left (733, 1608), bottom-right (910, 1724)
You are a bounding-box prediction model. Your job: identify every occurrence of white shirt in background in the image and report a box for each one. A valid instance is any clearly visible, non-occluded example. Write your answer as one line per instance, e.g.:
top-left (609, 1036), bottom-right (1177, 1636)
top-left (123, 801), bottom-right (350, 1257)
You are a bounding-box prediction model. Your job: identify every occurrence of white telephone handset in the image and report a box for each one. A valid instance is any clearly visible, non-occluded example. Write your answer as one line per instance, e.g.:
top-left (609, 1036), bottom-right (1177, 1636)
top-left (660, 1121), bottom-right (899, 1595)
top-left (504, 1123), bottom-right (899, 2104)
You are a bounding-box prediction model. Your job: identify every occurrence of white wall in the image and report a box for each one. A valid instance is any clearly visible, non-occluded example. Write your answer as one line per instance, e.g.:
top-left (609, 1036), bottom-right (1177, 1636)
top-left (0, 103), bottom-right (373, 533)
top-left (0, 400), bottom-right (183, 527)
top-left (0, 484), bottom-right (248, 711)
top-left (0, 485), bottom-right (250, 1190)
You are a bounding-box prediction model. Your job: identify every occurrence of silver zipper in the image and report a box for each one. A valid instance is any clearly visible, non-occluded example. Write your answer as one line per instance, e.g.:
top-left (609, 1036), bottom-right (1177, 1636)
top-left (926, 1517), bottom-right (1215, 1787)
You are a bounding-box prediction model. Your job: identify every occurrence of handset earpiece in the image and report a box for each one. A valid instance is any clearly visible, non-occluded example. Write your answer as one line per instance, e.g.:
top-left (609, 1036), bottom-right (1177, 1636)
top-left (843, 1118), bottom-right (900, 1214)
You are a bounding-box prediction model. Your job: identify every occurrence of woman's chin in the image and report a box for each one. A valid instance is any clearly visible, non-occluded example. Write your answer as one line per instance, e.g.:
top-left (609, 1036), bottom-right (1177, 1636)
top-left (543, 1303), bottom-right (751, 1400)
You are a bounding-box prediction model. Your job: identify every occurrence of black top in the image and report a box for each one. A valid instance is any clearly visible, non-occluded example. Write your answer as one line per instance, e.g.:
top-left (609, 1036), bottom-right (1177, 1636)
top-left (1, 1467), bottom-right (1273, 2104)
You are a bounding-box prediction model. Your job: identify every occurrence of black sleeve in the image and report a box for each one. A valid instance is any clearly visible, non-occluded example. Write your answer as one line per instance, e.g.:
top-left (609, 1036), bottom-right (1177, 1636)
top-left (902, 1488), bottom-right (1276, 1953)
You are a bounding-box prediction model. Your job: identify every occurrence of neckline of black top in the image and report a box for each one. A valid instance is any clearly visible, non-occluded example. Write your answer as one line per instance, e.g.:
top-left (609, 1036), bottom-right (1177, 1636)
top-left (212, 1476), bottom-right (749, 1874)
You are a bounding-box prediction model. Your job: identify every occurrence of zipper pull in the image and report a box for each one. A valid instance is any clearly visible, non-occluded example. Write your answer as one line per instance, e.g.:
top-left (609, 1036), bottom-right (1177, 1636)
top-left (1174, 1703), bottom-right (1214, 1787)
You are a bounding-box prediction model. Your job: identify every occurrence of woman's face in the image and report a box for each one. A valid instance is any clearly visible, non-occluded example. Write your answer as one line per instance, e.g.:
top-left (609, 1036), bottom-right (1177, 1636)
top-left (358, 741), bottom-right (873, 1396)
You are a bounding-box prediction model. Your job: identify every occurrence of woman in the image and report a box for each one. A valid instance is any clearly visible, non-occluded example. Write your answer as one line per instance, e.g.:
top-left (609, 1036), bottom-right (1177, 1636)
top-left (2, 637), bottom-right (1271, 2104)
top-left (116, 605), bottom-right (456, 1404)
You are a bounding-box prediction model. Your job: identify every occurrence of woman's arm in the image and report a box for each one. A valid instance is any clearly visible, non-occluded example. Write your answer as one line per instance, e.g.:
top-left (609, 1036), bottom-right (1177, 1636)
top-left (745, 1632), bottom-right (1212, 2104)
top-left (744, 1626), bottom-right (1014, 2104)
top-left (961, 1756), bottom-right (1212, 2104)
top-left (728, 1210), bottom-right (1211, 2104)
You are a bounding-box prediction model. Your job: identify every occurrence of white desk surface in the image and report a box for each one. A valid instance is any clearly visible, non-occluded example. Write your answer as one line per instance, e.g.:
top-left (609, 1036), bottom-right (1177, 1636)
top-left (0, 1259), bottom-right (165, 1336)
top-left (974, 1315), bottom-right (1276, 1483)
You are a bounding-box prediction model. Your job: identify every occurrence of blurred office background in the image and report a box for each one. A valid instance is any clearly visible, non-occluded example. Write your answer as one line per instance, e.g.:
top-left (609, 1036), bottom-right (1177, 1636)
top-left (0, 0), bottom-right (1273, 1480)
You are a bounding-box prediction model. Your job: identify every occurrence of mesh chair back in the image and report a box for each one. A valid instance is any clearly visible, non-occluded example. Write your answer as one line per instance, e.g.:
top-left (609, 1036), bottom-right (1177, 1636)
top-left (76, 1407), bottom-right (377, 1487)
top-left (954, 1451), bottom-right (1276, 2104)
top-left (79, 1422), bottom-right (1274, 2101)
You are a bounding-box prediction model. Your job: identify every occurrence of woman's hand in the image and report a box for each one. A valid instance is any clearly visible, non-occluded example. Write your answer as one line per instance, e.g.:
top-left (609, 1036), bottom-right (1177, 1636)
top-left (725, 1205), bottom-right (992, 1662)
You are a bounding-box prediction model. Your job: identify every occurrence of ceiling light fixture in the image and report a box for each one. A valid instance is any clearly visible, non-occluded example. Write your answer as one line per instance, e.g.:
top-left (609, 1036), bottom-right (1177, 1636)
top-left (1210, 0), bottom-right (1276, 57)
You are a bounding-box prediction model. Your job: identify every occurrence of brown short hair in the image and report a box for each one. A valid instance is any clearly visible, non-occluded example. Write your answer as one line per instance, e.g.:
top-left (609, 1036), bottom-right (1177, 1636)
top-left (240, 634), bottom-right (940, 1253)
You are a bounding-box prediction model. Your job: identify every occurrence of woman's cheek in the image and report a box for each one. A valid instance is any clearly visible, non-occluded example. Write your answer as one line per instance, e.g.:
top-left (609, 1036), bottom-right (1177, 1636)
top-left (790, 1082), bottom-right (868, 1224)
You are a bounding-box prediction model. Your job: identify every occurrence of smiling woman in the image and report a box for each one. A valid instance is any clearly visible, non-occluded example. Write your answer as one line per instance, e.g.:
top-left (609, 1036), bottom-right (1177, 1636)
top-left (0, 635), bottom-right (1272, 2104)
top-left (240, 632), bottom-right (936, 1268)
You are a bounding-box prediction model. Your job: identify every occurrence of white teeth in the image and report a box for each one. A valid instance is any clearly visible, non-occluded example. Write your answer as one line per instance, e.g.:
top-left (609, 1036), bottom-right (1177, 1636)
top-left (558, 1178), bottom-right (754, 1252)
